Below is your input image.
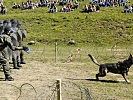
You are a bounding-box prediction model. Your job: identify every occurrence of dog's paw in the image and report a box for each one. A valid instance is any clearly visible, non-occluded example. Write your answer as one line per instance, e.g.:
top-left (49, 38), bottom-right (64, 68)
top-left (127, 82), bottom-right (131, 84)
top-left (126, 80), bottom-right (131, 84)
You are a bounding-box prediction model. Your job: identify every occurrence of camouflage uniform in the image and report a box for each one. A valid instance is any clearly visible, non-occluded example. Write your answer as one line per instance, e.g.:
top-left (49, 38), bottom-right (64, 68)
top-left (3, 20), bottom-right (14, 62)
top-left (0, 26), bottom-right (28, 81)
top-left (10, 19), bottom-right (22, 69)
top-left (17, 20), bottom-right (27, 64)
top-left (0, 27), bottom-right (18, 81)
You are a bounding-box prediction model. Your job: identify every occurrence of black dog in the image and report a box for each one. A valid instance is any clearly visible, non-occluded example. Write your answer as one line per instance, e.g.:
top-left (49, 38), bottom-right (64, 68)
top-left (88, 54), bottom-right (133, 83)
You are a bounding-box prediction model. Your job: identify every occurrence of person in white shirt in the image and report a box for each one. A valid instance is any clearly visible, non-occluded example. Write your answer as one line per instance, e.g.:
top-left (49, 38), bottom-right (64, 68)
top-left (0, 0), bottom-right (3, 7)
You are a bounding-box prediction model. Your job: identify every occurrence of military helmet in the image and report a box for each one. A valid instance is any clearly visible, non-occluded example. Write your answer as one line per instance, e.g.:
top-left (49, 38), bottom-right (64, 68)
top-left (3, 19), bottom-right (10, 24)
top-left (3, 19), bottom-right (11, 28)
top-left (10, 19), bottom-right (17, 24)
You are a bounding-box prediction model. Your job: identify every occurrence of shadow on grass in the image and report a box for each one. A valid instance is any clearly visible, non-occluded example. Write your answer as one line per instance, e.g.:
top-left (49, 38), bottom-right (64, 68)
top-left (85, 78), bottom-right (120, 83)
top-left (66, 78), bottom-right (126, 83)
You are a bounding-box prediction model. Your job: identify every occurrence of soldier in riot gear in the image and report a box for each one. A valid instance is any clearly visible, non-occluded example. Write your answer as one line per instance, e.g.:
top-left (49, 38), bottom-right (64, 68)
top-left (17, 19), bottom-right (27, 64)
top-left (10, 19), bottom-right (22, 69)
top-left (0, 26), bottom-right (29, 81)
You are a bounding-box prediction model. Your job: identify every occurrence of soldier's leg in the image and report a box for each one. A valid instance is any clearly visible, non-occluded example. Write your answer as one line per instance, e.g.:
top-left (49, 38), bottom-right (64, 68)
top-left (16, 50), bottom-right (22, 67)
top-left (17, 55), bottom-right (22, 67)
top-left (0, 58), bottom-right (14, 81)
top-left (20, 50), bottom-right (26, 64)
top-left (12, 51), bottom-right (20, 69)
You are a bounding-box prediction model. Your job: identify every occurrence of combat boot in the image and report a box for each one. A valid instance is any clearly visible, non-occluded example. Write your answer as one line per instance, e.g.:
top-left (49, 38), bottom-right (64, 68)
top-left (5, 76), bottom-right (14, 81)
top-left (12, 58), bottom-right (20, 69)
top-left (17, 56), bottom-right (22, 67)
top-left (20, 52), bottom-right (26, 64)
top-left (20, 61), bottom-right (26, 64)
top-left (3, 64), bottom-right (14, 81)
top-left (17, 62), bottom-right (22, 67)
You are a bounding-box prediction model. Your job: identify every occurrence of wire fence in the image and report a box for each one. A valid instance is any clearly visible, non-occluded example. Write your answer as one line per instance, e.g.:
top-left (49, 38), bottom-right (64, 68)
top-left (13, 42), bottom-right (133, 100)
top-left (25, 42), bottom-right (133, 63)
top-left (0, 80), bottom-right (92, 100)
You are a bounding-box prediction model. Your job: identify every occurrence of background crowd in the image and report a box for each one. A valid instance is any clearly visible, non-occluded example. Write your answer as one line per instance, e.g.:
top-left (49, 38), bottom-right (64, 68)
top-left (124, 4), bottom-right (133, 13)
top-left (83, 4), bottom-right (100, 13)
top-left (0, 0), bottom-right (130, 14)
top-left (12, 0), bottom-right (79, 13)
top-left (83, 0), bottom-right (129, 13)
top-left (0, 0), bottom-right (7, 14)
top-left (91, 0), bottom-right (128, 6)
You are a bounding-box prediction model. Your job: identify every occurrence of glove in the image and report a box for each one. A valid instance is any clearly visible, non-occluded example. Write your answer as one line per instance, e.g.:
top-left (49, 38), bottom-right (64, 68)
top-left (23, 46), bottom-right (28, 51)
top-left (23, 46), bottom-right (30, 54)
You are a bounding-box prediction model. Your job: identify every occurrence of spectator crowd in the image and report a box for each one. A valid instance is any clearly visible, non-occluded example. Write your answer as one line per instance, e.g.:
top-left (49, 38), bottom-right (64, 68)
top-left (124, 4), bottom-right (133, 13)
top-left (12, 0), bottom-right (39, 10)
top-left (0, 0), bottom-right (7, 14)
top-left (0, 0), bottom-right (132, 14)
top-left (82, 0), bottom-right (129, 13)
top-left (91, 0), bottom-right (128, 7)
top-left (59, 0), bottom-right (79, 12)
top-left (83, 4), bottom-right (100, 13)
top-left (11, 0), bottom-right (79, 13)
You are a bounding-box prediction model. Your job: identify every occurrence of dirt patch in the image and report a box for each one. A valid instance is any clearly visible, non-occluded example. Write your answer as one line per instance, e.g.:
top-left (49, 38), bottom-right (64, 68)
top-left (0, 60), bottom-right (133, 100)
top-left (0, 61), bottom-right (92, 100)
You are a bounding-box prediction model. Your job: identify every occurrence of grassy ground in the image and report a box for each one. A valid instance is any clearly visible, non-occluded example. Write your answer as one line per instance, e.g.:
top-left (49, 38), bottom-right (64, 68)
top-left (2, 0), bottom-right (133, 46)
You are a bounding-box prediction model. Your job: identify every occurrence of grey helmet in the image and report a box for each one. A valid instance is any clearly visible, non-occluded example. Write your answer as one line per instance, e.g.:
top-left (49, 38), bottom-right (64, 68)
top-left (10, 19), bottom-right (17, 28)
top-left (3, 19), bottom-right (11, 28)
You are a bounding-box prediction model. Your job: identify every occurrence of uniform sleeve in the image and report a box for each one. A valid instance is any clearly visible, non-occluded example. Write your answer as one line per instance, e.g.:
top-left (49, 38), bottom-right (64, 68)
top-left (5, 36), bottom-right (16, 51)
top-left (5, 35), bottom-right (23, 51)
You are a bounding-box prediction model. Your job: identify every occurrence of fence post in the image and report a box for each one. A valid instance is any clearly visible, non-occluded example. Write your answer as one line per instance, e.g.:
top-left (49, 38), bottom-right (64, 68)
top-left (56, 79), bottom-right (62, 100)
top-left (55, 42), bottom-right (57, 63)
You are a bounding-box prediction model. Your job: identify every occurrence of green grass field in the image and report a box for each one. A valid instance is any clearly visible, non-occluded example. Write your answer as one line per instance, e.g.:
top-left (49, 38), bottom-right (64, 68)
top-left (1, 0), bottom-right (133, 99)
top-left (2, 0), bottom-right (133, 46)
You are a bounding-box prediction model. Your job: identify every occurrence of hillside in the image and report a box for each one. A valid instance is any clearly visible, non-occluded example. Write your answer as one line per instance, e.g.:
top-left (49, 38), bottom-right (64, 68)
top-left (1, 0), bottom-right (133, 46)
top-left (0, 1), bottom-right (133, 100)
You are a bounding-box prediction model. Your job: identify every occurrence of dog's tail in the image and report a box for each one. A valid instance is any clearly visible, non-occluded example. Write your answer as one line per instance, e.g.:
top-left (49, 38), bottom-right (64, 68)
top-left (88, 54), bottom-right (100, 66)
